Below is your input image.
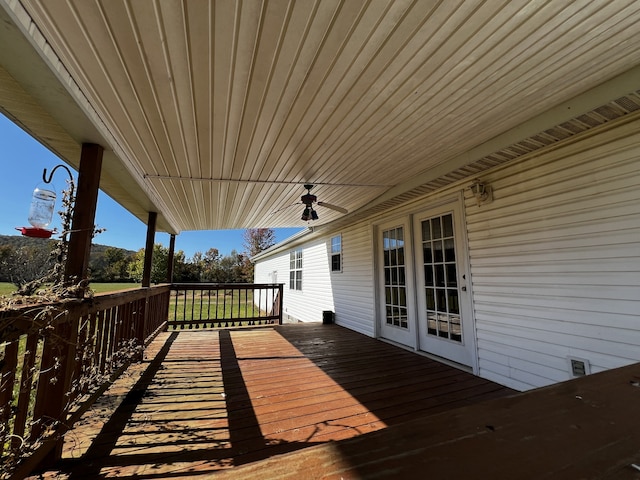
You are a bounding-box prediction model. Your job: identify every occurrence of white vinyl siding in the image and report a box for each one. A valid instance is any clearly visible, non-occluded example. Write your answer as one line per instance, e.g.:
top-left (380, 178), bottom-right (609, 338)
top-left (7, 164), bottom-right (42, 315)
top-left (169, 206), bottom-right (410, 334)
top-left (253, 222), bottom-right (376, 335)
top-left (466, 120), bottom-right (640, 391)
top-left (331, 222), bottom-right (376, 337)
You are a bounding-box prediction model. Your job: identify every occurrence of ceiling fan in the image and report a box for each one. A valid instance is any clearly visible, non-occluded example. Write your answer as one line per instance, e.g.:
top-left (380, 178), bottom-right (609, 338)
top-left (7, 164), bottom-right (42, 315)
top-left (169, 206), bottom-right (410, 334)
top-left (299, 184), bottom-right (348, 221)
top-left (268, 184), bottom-right (349, 221)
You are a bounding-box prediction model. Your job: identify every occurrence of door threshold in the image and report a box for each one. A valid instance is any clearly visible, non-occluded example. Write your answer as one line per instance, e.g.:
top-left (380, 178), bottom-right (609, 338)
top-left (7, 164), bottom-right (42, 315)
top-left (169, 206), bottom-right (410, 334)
top-left (378, 337), bottom-right (473, 374)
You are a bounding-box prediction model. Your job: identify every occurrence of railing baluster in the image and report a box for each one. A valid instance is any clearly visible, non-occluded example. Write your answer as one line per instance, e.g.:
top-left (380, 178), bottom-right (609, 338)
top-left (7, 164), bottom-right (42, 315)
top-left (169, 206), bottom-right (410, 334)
top-left (0, 340), bottom-right (19, 452)
top-left (1, 285), bottom-right (171, 477)
top-left (12, 333), bottom-right (39, 452)
top-left (165, 283), bottom-right (283, 329)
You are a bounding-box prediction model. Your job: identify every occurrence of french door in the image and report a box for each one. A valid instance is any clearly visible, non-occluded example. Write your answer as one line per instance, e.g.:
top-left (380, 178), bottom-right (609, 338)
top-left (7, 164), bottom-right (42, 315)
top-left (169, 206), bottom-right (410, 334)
top-left (377, 201), bottom-right (475, 367)
top-left (414, 202), bottom-right (474, 367)
top-left (377, 219), bottom-right (416, 348)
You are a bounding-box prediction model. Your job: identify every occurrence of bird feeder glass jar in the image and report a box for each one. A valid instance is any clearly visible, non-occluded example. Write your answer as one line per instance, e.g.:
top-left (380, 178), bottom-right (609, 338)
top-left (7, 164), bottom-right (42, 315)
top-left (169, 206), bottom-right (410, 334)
top-left (28, 186), bottom-right (56, 228)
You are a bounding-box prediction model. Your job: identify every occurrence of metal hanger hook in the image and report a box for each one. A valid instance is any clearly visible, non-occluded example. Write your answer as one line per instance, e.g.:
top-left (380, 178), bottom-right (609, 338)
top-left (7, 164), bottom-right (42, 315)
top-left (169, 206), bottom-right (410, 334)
top-left (42, 164), bottom-right (73, 184)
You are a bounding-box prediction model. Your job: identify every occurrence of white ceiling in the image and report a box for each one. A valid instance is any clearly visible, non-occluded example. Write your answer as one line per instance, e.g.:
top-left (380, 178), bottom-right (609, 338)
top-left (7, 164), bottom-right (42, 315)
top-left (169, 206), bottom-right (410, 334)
top-left (2, 0), bottom-right (640, 234)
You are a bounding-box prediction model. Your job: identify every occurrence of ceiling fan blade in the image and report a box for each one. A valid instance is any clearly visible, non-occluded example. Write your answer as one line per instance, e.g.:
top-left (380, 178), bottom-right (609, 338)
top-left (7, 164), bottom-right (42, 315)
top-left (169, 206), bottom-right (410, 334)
top-left (317, 201), bottom-right (348, 214)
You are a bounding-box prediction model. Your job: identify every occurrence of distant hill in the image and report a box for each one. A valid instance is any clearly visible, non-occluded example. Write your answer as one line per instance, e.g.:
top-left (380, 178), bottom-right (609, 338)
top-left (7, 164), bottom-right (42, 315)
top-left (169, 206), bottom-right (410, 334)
top-left (0, 235), bottom-right (136, 257)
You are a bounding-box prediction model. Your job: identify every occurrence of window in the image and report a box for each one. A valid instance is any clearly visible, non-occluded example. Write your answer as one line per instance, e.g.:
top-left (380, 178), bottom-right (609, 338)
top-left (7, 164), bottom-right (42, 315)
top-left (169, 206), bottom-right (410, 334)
top-left (330, 235), bottom-right (342, 272)
top-left (289, 249), bottom-right (302, 290)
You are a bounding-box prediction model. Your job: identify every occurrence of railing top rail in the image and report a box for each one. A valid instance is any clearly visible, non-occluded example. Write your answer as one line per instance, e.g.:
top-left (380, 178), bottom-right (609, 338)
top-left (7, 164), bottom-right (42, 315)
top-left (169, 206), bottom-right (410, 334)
top-left (0, 285), bottom-right (171, 342)
top-left (171, 283), bottom-right (284, 289)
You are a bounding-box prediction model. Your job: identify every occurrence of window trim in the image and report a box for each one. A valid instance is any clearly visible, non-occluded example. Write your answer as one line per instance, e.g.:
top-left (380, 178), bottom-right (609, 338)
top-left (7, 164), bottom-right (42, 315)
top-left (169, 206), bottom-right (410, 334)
top-left (289, 249), bottom-right (303, 290)
top-left (330, 234), bottom-right (342, 273)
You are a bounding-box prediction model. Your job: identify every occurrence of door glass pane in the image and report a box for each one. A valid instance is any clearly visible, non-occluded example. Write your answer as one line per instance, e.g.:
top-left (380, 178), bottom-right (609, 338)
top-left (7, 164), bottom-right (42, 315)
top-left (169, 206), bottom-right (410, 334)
top-left (424, 265), bottom-right (433, 286)
top-left (432, 217), bottom-right (442, 239)
top-left (383, 227), bottom-right (409, 329)
top-left (444, 238), bottom-right (455, 262)
top-left (420, 214), bottom-right (462, 343)
top-left (433, 240), bottom-right (443, 262)
top-left (446, 264), bottom-right (457, 287)
top-left (442, 214), bottom-right (454, 237)
top-left (423, 243), bottom-right (433, 263)
top-left (426, 288), bottom-right (435, 310)
top-left (422, 220), bottom-right (431, 240)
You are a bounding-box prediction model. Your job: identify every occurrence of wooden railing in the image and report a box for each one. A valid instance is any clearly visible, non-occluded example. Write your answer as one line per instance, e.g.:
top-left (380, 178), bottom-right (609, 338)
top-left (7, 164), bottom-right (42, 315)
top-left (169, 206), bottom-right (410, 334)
top-left (168, 283), bottom-right (283, 330)
top-left (0, 285), bottom-right (170, 478)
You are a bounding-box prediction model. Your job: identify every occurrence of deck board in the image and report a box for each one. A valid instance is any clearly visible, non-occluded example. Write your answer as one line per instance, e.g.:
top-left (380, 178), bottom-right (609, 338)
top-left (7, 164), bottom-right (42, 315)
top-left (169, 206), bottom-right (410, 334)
top-left (31, 324), bottom-right (513, 478)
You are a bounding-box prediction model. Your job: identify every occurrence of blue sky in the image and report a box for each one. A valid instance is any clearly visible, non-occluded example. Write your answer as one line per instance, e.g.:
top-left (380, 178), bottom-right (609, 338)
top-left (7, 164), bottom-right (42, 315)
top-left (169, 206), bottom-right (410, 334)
top-left (0, 113), bottom-right (302, 258)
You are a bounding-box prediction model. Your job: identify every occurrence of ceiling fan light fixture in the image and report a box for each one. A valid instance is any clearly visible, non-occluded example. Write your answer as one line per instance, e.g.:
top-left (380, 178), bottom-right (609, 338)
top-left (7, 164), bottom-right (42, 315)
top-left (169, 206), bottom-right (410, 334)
top-left (301, 205), bottom-right (319, 221)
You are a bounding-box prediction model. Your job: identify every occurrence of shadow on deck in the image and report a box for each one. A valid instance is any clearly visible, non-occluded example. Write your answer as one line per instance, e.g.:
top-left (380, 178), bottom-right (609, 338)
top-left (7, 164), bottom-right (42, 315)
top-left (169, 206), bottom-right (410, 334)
top-left (31, 323), bottom-right (513, 478)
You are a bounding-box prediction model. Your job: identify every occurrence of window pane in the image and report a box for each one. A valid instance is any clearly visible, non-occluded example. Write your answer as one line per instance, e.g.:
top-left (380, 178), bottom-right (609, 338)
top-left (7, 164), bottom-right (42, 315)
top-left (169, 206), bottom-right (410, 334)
top-left (442, 214), bottom-right (454, 237)
top-left (426, 288), bottom-right (435, 310)
top-left (444, 238), bottom-right (455, 262)
top-left (436, 288), bottom-right (446, 311)
top-left (433, 240), bottom-right (443, 262)
top-left (438, 317), bottom-right (449, 338)
top-left (398, 287), bottom-right (407, 307)
top-left (422, 220), bottom-right (431, 241)
top-left (424, 265), bottom-right (433, 286)
top-left (432, 218), bottom-right (442, 239)
top-left (331, 254), bottom-right (341, 271)
top-left (331, 235), bottom-right (341, 253)
top-left (446, 264), bottom-right (457, 287)
top-left (435, 264), bottom-right (445, 287)
top-left (427, 312), bottom-right (437, 335)
top-left (450, 315), bottom-right (462, 342)
top-left (423, 243), bottom-right (433, 263)
top-left (449, 290), bottom-right (460, 314)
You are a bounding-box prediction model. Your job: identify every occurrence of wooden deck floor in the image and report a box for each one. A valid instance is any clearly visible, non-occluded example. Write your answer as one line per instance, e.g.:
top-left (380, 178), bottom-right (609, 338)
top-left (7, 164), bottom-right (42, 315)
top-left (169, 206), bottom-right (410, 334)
top-left (32, 323), bottom-right (513, 478)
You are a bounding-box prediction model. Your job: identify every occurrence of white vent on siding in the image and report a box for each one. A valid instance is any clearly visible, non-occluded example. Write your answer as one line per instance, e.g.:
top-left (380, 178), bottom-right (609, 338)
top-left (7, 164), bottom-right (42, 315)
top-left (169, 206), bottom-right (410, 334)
top-left (567, 357), bottom-right (591, 377)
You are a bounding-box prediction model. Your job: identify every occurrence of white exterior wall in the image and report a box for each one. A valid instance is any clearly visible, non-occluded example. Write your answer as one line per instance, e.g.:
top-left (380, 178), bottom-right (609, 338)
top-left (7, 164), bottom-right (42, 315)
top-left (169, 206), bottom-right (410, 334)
top-left (255, 118), bottom-right (640, 392)
top-left (466, 119), bottom-right (640, 391)
top-left (329, 222), bottom-right (376, 337)
top-left (254, 222), bottom-right (376, 336)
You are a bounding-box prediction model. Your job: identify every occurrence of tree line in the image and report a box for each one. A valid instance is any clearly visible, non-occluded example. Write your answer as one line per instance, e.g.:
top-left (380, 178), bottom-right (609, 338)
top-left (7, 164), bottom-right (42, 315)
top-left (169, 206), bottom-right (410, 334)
top-left (0, 228), bottom-right (275, 286)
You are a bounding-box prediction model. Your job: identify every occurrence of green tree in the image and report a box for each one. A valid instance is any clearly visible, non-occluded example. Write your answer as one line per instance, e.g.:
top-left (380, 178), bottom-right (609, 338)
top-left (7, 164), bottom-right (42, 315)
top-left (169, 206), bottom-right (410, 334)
top-left (218, 250), bottom-right (248, 283)
top-left (99, 247), bottom-right (134, 282)
top-left (0, 245), bottom-right (15, 282)
top-left (128, 244), bottom-right (167, 283)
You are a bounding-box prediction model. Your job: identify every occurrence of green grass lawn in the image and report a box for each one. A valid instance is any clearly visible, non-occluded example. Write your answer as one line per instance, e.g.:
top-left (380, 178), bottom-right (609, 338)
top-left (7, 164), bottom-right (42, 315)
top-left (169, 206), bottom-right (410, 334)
top-left (0, 282), bottom-right (15, 296)
top-left (0, 282), bottom-right (141, 296)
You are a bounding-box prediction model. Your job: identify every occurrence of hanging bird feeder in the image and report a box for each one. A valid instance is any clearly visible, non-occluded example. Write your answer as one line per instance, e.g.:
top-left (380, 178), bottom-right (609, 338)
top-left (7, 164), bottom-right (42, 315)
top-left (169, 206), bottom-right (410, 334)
top-left (16, 164), bottom-right (74, 238)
